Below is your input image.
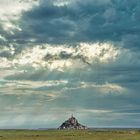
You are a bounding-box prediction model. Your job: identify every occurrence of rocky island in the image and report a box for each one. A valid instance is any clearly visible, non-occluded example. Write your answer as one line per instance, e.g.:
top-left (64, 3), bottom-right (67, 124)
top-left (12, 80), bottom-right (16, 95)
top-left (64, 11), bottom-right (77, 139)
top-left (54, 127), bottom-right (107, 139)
top-left (59, 115), bottom-right (87, 130)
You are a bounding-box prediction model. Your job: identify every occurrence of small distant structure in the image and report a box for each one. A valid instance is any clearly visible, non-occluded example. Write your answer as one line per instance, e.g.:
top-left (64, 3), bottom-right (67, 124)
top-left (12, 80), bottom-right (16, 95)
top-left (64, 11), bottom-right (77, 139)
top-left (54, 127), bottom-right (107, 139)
top-left (58, 115), bottom-right (87, 130)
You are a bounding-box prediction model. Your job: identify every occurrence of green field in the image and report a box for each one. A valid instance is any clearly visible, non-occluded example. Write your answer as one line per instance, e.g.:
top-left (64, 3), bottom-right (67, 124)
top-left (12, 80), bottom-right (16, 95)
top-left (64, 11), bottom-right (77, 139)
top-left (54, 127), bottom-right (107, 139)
top-left (0, 129), bottom-right (140, 140)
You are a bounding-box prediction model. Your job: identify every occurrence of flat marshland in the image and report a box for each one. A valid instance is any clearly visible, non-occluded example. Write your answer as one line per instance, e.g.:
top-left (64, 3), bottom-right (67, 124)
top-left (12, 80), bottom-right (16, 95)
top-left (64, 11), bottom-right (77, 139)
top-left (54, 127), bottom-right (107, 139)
top-left (0, 129), bottom-right (140, 140)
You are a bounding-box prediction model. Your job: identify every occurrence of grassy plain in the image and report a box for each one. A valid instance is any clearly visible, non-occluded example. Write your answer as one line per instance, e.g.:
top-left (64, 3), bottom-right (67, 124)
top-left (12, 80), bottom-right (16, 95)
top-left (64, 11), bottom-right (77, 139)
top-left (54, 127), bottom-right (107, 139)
top-left (0, 129), bottom-right (140, 140)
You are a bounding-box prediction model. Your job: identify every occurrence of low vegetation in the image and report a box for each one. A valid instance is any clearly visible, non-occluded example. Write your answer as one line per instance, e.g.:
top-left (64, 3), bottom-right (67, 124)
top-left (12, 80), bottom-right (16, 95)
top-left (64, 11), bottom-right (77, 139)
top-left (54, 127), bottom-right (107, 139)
top-left (0, 129), bottom-right (140, 140)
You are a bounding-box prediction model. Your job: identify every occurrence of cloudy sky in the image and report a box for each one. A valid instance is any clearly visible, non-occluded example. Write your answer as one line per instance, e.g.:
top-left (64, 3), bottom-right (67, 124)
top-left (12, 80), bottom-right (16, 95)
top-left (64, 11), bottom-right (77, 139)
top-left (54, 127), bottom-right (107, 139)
top-left (0, 0), bottom-right (140, 129)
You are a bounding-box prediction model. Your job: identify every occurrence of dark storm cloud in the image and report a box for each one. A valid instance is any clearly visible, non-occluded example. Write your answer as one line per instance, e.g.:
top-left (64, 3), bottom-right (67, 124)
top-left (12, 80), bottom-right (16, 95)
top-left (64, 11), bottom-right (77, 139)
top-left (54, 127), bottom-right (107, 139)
top-left (7, 0), bottom-right (139, 49)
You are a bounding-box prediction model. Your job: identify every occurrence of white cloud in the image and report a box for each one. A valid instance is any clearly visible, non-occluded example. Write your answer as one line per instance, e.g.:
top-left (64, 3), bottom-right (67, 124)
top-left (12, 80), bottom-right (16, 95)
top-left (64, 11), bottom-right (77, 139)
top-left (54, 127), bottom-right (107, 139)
top-left (0, 70), bottom-right (16, 78)
top-left (0, 0), bottom-right (38, 32)
top-left (62, 81), bottom-right (126, 95)
top-left (0, 79), bottom-right (68, 99)
top-left (0, 0), bottom-right (38, 19)
top-left (80, 109), bottom-right (111, 113)
top-left (0, 42), bottom-right (121, 70)
top-left (0, 46), bottom-right (15, 55)
top-left (53, 0), bottom-right (72, 6)
top-left (0, 57), bottom-right (12, 68)
top-left (77, 42), bottom-right (119, 63)
top-left (97, 83), bottom-right (126, 94)
top-left (0, 35), bottom-right (7, 41)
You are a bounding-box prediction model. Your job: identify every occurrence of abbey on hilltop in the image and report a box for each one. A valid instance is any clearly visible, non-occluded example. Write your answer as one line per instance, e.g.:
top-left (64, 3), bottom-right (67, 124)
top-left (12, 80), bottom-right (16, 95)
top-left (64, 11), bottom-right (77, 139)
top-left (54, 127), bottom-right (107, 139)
top-left (58, 115), bottom-right (87, 130)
